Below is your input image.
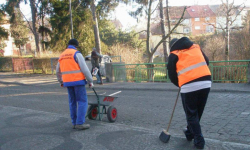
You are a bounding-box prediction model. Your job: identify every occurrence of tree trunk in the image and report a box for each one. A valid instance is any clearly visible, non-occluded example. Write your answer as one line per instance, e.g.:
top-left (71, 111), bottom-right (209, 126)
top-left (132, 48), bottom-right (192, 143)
top-left (91, 0), bottom-right (101, 54)
top-left (146, 0), bottom-right (154, 81)
top-left (41, 6), bottom-right (45, 51)
top-left (19, 45), bottom-right (22, 56)
top-left (147, 0), bottom-right (153, 63)
top-left (166, 0), bottom-right (171, 59)
top-left (30, 0), bottom-right (40, 56)
top-left (225, 0), bottom-right (230, 64)
top-left (161, 0), bottom-right (169, 79)
top-left (160, 0), bottom-right (167, 62)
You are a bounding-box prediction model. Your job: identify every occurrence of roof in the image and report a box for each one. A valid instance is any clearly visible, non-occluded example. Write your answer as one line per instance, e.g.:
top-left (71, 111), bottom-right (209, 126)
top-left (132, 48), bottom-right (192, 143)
top-left (186, 5), bottom-right (216, 18)
top-left (209, 4), bottom-right (242, 17)
top-left (150, 23), bottom-right (162, 35)
top-left (166, 6), bottom-right (191, 19)
top-left (111, 19), bottom-right (123, 30)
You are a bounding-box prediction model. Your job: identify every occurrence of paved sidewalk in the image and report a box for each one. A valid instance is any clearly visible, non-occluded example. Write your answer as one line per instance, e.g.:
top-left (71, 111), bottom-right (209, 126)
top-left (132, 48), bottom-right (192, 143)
top-left (0, 72), bottom-right (249, 93)
top-left (94, 81), bottom-right (250, 93)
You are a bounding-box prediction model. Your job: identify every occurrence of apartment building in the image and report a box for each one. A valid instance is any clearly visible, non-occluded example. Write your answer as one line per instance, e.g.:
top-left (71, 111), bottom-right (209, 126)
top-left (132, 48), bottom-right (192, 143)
top-left (139, 4), bottom-right (248, 58)
top-left (186, 5), bottom-right (216, 35)
top-left (165, 4), bottom-right (247, 36)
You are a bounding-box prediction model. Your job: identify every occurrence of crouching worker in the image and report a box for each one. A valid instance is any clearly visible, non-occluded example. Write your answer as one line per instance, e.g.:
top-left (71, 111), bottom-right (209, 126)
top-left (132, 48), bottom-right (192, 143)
top-left (56, 39), bottom-right (94, 130)
top-left (91, 47), bottom-right (103, 84)
top-left (167, 37), bottom-right (211, 149)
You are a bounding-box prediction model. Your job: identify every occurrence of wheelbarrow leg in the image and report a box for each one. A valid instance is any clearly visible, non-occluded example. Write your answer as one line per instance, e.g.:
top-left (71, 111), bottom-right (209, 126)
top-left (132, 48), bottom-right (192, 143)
top-left (92, 88), bottom-right (103, 121)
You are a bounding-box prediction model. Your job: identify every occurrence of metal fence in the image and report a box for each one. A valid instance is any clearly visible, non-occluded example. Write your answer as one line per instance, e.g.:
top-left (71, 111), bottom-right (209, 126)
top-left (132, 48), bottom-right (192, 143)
top-left (1, 57), bottom-right (249, 83)
top-left (113, 63), bottom-right (169, 83)
top-left (209, 60), bottom-right (249, 83)
top-left (113, 60), bottom-right (250, 83)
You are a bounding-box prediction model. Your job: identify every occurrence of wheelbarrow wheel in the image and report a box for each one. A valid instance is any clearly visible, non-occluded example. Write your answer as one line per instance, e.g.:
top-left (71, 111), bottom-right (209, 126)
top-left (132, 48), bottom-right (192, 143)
top-left (88, 105), bottom-right (98, 120)
top-left (107, 106), bottom-right (117, 122)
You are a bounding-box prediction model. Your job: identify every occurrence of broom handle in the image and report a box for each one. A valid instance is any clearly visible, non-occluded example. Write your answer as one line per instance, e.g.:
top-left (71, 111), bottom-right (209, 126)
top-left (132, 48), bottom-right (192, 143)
top-left (166, 88), bottom-right (180, 132)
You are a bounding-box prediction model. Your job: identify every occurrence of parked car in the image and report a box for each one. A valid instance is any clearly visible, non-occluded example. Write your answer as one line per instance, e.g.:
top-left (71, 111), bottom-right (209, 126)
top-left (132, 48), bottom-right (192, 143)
top-left (85, 55), bottom-right (112, 76)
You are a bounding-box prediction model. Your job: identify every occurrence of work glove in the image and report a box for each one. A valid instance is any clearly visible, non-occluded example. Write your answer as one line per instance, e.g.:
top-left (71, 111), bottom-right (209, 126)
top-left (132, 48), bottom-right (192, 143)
top-left (89, 83), bottom-right (94, 88)
top-left (60, 83), bottom-right (64, 87)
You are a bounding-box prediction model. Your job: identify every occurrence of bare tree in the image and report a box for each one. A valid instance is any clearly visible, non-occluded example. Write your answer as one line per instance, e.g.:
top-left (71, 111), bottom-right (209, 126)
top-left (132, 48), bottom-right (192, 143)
top-left (204, 36), bottom-right (225, 61)
top-left (159, 0), bottom-right (167, 62)
top-left (91, 0), bottom-right (101, 54)
top-left (209, 0), bottom-right (245, 61)
top-left (165, 0), bottom-right (171, 58)
top-left (144, 1), bottom-right (186, 63)
top-left (29, 0), bottom-right (40, 55)
top-left (128, 0), bottom-right (186, 80)
top-left (150, 7), bottom-right (187, 61)
top-left (5, 0), bottom-right (40, 56)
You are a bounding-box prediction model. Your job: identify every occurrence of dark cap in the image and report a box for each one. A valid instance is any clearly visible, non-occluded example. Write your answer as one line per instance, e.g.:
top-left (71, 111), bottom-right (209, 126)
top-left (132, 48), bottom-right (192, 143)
top-left (68, 39), bottom-right (79, 47)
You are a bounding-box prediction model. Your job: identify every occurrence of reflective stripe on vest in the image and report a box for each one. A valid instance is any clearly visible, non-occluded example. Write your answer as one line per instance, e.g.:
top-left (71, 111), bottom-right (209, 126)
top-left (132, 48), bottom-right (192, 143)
top-left (61, 70), bottom-right (81, 75)
top-left (178, 61), bottom-right (207, 76)
top-left (59, 49), bottom-right (85, 85)
top-left (171, 44), bottom-right (211, 87)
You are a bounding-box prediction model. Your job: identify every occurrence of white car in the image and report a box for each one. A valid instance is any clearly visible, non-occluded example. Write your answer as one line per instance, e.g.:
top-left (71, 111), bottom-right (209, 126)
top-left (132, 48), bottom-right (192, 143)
top-left (85, 55), bottom-right (112, 76)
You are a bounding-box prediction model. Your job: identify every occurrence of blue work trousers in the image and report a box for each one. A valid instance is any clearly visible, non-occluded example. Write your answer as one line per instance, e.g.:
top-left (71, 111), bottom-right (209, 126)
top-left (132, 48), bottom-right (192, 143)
top-left (67, 85), bottom-right (88, 125)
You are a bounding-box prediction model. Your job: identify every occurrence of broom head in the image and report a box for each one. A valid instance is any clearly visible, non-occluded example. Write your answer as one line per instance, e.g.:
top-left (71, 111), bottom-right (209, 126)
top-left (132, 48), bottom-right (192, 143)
top-left (159, 129), bottom-right (171, 143)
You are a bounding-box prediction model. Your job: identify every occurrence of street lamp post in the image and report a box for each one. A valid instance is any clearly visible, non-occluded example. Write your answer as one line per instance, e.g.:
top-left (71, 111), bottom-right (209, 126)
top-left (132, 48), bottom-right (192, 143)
top-left (69, 0), bottom-right (74, 39)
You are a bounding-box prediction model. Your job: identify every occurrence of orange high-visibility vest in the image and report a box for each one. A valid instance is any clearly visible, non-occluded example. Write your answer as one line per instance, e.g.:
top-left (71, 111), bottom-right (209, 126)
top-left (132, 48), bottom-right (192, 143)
top-left (170, 44), bottom-right (211, 87)
top-left (59, 48), bottom-right (85, 86)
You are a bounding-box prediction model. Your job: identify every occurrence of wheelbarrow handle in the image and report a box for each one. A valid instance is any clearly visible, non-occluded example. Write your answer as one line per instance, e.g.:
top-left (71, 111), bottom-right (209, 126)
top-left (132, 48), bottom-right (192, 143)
top-left (92, 88), bottom-right (99, 99)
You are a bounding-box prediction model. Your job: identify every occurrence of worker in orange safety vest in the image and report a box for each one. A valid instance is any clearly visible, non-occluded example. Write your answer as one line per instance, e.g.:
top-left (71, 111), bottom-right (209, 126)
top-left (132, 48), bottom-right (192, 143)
top-left (167, 37), bottom-right (211, 149)
top-left (56, 39), bottom-right (93, 130)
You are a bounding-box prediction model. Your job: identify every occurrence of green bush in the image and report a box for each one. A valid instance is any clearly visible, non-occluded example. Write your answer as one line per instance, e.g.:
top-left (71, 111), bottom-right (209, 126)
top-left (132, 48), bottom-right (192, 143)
top-left (0, 57), bottom-right (13, 72)
top-left (33, 58), bottom-right (51, 74)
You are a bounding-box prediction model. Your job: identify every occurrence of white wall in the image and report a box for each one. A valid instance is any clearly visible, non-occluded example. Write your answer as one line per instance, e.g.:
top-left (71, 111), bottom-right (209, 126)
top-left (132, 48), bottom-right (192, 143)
top-left (1, 24), bottom-right (13, 56)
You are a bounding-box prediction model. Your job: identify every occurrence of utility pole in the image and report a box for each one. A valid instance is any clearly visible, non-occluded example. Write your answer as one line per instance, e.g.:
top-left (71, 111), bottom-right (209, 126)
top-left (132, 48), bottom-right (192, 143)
top-left (227, 0), bottom-right (230, 61)
top-left (69, 0), bottom-right (74, 39)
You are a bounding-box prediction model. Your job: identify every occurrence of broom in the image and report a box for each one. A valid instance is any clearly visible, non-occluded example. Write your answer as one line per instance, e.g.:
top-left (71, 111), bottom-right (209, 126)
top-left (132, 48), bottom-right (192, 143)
top-left (159, 88), bottom-right (180, 143)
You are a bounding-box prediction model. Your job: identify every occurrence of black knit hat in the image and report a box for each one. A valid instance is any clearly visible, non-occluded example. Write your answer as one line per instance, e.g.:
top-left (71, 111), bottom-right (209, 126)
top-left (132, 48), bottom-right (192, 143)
top-left (68, 39), bottom-right (79, 47)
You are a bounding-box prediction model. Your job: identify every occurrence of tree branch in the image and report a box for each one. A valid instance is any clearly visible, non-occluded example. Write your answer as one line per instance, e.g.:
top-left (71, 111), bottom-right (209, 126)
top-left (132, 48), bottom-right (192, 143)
top-left (151, 6), bottom-right (187, 55)
top-left (18, 8), bottom-right (34, 35)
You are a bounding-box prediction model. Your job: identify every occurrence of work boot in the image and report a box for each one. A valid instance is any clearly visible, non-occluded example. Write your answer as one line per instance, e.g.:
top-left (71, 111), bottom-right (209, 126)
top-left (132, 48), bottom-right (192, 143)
top-left (194, 135), bottom-right (205, 149)
top-left (99, 77), bottom-right (103, 85)
top-left (75, 124), bottom-right (90, 130)
top-left (183, 128), bottom-right (194, 141)
top-left (72, 125), bottom-right (76, 129)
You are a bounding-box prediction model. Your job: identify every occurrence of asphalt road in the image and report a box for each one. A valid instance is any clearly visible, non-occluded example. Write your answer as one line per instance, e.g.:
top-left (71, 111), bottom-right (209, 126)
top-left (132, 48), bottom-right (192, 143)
top-left (0, 73), bottom-right (250, 150)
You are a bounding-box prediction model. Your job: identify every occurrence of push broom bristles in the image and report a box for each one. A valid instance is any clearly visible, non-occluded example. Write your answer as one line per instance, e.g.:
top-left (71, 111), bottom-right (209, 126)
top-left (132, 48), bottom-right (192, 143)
top-left (159, 88), bottom-right (180, 143)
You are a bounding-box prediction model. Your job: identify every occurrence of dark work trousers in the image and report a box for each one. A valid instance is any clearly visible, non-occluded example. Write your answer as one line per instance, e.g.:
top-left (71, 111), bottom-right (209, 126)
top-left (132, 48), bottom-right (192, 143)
top-left (91, 66), bottom-right (102, 83)
top-left (181, 88), bottom-right (210, 147)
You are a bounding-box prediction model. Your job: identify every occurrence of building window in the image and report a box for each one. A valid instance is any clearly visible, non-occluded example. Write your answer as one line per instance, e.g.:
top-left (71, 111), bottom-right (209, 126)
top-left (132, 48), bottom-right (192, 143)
top-left (170, 19), bottom-right (176, 23)
top-left (206, 25), bottom-right (214, 32)
top-left (195, 18), bottom-right (200, 21)
top-left (183, 27), bottom-right (190, 33)
top-left (182, 19), bottom-right (189, 24)
top-left (195, 26), bottom-right (200, 30)
top-left (205, 17), bottom-right (210, 21)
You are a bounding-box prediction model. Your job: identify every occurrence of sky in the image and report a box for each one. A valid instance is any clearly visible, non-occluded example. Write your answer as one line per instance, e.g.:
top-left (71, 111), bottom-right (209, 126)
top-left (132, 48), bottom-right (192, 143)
top-left (1, 0), bottom-right (250, 29)
top-left (114, 0), bottom-right (250, 29)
